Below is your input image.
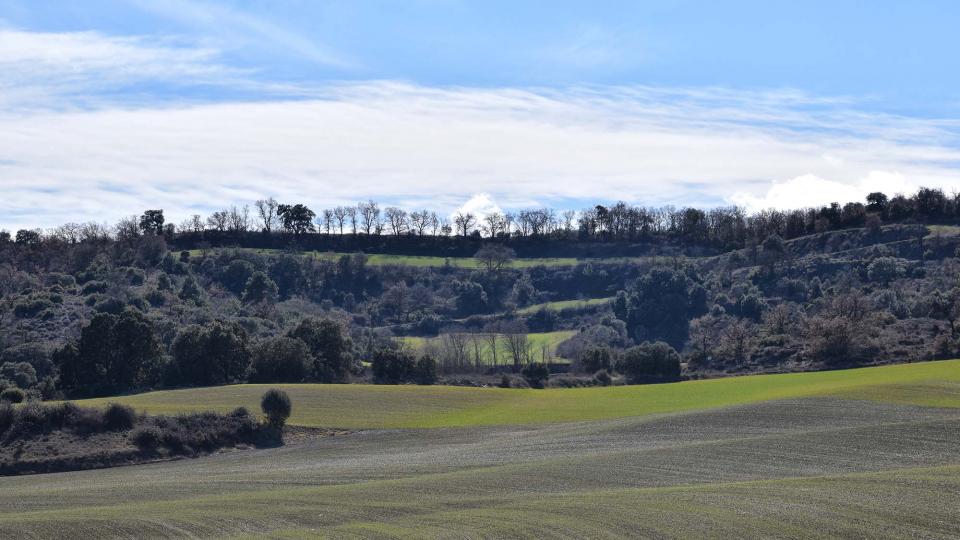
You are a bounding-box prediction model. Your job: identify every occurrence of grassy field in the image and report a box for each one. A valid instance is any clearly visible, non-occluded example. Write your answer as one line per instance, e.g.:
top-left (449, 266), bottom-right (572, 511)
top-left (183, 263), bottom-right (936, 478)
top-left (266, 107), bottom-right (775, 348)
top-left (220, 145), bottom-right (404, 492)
top-left (3, 383), bottom-right (960, 537)
top-left (75, 359), bottom-right (960, 429)
top-left (188, 247), bottom-right (583, 268)
top-left (517, 297), bottom-right (613, 314)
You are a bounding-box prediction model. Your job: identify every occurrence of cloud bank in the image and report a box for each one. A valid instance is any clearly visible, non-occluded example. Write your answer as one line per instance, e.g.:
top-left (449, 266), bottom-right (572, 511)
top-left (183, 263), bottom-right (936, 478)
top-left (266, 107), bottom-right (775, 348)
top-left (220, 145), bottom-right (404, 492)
top-left (1, 27), bottom-right (959, 230)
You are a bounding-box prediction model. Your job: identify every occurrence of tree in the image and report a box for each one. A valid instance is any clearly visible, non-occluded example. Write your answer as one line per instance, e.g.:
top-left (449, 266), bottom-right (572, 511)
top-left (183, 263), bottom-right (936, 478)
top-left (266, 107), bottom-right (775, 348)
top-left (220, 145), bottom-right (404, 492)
top-left (866, 192), bottom-right (888, 214)
top-left (357, 200), bottom-right (381, 235)
top-left (220, 259), bottom-right (256, 294)
top-left (288, 318), bottom-right (354, 382)
top-left (619, 341), bottom-right (681, 384)
top-left (454, 212), bottom-right (476, 237)
top-left (277, 204), bottom-right (316, 235)
top-left (867, 257), bottom-right (906, 285)
top-left (58, 310), bottom-right (164, 397)
top-left (138, 210), bottom-right (165, 236)
top-left (261, 389), bottom-right (292, 428)
top-left (614, 267), bottom-right (706, 349)
top-left (250, 337), bottom-right (311, 383)
top-left (179, 276), bottom-right (203, 303)
top-left (384, 207), bottom-right (409, 235)
top-left (243, 272), bottom-right (279, 304)
top-left (474, 244), bottom-right (516, 274)
top-left (255, 197), bottom-right (279, 232)
top-left (520, 362), bottom-right (549, 388)
top-left (371, 347), bottom-right (417, 384)
top-left (169, 321), bottom-right (251, 386)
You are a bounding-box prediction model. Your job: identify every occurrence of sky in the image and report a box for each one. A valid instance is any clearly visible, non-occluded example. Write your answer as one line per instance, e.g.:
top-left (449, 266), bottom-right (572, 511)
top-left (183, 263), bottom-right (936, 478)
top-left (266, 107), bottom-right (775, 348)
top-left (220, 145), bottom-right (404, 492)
top-left (2, 0), bottom-right (960, 230)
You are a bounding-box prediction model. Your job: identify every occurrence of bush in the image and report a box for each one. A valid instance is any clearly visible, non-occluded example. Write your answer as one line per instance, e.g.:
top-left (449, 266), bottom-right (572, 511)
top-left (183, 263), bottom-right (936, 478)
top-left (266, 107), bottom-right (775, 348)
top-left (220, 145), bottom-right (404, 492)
top-left (249, 337), bottom-right (311, 383)
top-left (619, 341), bottom-right (681, 384)
top-left (82, 281), bottom-right (109, 295)
top-left (130, 425), bottom-right (162, 452)
top-left (498, 373), bottom-right (512, 388)
top-left (0, 402), bottom-right (14, 435)
top-left (13, 295), bottom-right (54, 318)
top-left (261, 389), bottom-right (292, 428)
top-left (415, 355), bottom-right (437, 385)
top-left (0, 387), bottom-right (25, 404)
top-left (594, 369), bottom-right (613, 386)
top-left (103, 403), bottom-right (137, 431)
top-left (520, 363), bottom-right (550, 389)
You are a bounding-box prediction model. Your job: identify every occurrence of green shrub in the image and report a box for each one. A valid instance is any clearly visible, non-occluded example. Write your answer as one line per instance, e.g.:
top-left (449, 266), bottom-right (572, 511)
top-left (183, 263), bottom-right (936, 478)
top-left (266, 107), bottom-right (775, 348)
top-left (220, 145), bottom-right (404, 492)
top-left (103, 403), bottom-right (136, 431)
top-left (0, 402), bottom-right (14, 435)
top-left (13, 295), bottom-right (54, 318)
top-left (619, 341), bottom-right (681, 384)
top-left (81, 281), bottom-right (109, 295)
top-left (0, 387), bottom-right (25, 404)
top-left (261, 389), bottom-right (292, 428)
top-left (130, 425), bottom-right (162, 452)
top-left (520, 363), bottom-right (550, 389)
top-left (594, 369), bottom-right (613, 386)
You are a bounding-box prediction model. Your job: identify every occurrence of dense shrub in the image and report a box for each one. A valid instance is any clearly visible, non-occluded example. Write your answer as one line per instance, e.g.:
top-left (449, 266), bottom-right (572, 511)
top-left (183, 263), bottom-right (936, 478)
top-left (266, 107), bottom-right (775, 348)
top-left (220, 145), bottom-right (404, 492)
top-left (103, 403), bottom-right (137, 431)
top-left (0, 402), bottom-right (13, 435)
top-left (130, 425), bottom-right (163, 452)
top-left (261, 389), bottom-right (292, 428)
top-left (249, 337), bottom-right (311, 383)
top-left (0, 387), bottom-right (25, 404)
top-left (81, 281), bottom-right (109, 295)
top-left (619, 341), bottom-right (681, 384)
top-left (13, 295), bottom-right (54, 318)
top-left (520, 362), bottom-right (550, 389)
top-left (594, 369), bottom-right (613, 386)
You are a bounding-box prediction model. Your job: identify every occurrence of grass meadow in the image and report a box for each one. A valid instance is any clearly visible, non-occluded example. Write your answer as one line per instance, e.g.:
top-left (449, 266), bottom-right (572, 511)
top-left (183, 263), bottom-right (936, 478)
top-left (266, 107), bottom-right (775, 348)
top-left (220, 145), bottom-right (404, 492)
top-left (75, 359), bottom-right (960, 429)
top-left (4, 360), bottom-right (960, 537)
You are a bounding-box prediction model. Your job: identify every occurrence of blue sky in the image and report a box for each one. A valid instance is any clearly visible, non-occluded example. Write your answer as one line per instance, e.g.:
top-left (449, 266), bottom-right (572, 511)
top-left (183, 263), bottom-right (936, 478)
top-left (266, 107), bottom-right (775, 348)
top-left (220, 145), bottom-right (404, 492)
top-left (2, 0), bottom-right (960, 229)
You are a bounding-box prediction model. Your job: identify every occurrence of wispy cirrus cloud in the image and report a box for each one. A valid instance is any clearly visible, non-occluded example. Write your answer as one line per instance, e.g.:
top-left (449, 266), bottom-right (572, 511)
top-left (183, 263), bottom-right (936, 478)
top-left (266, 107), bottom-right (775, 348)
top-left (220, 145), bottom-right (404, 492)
top-left (1, 25), bottom-right (959, 231)
top-left (3, 79), bottom-right (960, 230)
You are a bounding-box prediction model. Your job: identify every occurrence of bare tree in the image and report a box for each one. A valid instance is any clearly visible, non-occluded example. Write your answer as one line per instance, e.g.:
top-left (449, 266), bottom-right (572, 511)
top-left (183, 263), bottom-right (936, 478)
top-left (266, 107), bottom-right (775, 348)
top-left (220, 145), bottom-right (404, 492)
top-left (255, 197), bottom-right (279, 232)
top-left (385, 207), bottom-right (409, 235)
top-left (206, 211), bottom-right (228, 232)
top-left (227, 205), bottom-right (250, 233)
top-left (321, 209), bottom-right (333, 234)
top-left (332, 206), bottom-right (348, 234)
top-left (346, 206), bottom-right (358, 234)
top-left (483, 212), bottom-right (506, 238)
top-left (358, 200), bottom-right (381, 235)
top-left (454, 212), bottom-right (476, 237)
top-left (474, 244), bottom-right (516, 274)
top-left (410, 210), bottom-right (431, 235)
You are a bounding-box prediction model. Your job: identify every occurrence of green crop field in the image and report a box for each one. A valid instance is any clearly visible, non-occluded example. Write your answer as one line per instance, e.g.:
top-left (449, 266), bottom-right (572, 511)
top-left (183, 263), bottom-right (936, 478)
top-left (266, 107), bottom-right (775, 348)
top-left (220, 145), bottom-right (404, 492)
top-left (5, 359), bottom-right (960, 538)
top-left (517, 297), bottom-right (613, 314)
top-left (187, 247), bottom-right (584, 268)
top-left (75, 359), bottom-right (960, 429)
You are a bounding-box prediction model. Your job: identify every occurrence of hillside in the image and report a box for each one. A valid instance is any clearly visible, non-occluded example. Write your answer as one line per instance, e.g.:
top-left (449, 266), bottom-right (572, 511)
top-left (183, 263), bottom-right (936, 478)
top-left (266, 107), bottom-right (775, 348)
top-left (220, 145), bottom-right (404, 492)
top-left (3, 361), bottom-right (958, 537)
top-left (2, 192), bottom-right (960, 402)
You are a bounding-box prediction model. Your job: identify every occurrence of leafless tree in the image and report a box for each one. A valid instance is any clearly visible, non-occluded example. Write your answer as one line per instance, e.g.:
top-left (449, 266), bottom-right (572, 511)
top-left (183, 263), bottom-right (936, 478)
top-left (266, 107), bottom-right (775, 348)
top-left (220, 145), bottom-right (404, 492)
top-left (321, 209), bottom-right (333, 234)
top-left (474, 244), bottom-right (516, 273)
top-left (385, 207), bottom-right (409, 235)
top-left (358, 200), bottom-right (381, 235)
top-left (255, 197), bottom-right (279, 232)
top-left (332, 206), bottom-right (349, 234)
top-left (206, 211), bottom-right (228, 232)
top-left (454, 212), bottom-right (476, 237)
top-left (410, 210), bottom-right (431, 235)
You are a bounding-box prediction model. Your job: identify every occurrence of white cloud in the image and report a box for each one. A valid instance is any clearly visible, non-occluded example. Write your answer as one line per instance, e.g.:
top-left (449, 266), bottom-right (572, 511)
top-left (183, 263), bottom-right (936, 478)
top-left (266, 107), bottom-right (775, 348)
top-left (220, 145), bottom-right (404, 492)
top-left (452, 194), bottom-right (503, 224)
top-left (0, 28), bottom-right (235, 102)
top-left (129, 0), bottom-right (353, 69)
top-left (2, 69), bottom-right (960, 229)
top-left (729, 171), bottom-right (915, 211)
